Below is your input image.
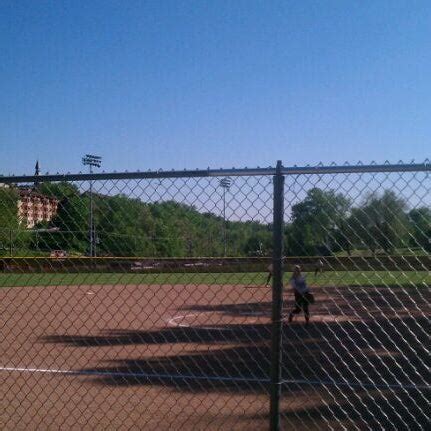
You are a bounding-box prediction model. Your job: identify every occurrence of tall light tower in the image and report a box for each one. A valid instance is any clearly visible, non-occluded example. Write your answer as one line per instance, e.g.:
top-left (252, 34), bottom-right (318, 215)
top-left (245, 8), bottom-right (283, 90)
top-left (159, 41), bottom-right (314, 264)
top-left (82, 154), bottom-right (102, 257)
top-left (219, 177), bottom-right (231, 256)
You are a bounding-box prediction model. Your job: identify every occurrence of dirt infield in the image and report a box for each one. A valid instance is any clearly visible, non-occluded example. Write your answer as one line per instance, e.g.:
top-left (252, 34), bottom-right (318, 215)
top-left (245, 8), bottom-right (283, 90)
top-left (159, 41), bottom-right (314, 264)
top-left (1, 281), bottom-right (429, 430)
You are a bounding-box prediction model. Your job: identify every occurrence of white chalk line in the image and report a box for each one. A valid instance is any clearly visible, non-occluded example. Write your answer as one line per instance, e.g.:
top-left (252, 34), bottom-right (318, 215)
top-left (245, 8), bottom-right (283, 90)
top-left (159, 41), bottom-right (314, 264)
top-left (167, 313), bottom-right (241, 330)
top-left (0, 365), bottom-right (265, 383)
top-left (166, 311), bottom-right (276, 330)
top-left (1, 366), bottom-right (429, 392)
top-left (165, 311), bottom-right (344, 330)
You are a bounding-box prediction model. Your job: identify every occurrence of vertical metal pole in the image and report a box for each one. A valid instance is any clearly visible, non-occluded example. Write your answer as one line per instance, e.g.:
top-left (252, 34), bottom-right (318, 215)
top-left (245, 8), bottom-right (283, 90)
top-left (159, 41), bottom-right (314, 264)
top-left (9, 228), bottom-right (12, 256)
top-left (89, 166), bottom-right (94, 257)
top-left (93, 181), bottom-right (97, 258)
top-left (270, 160), bottom-right (285, 431)
top-left (223, 187), bottom-right (227, 256)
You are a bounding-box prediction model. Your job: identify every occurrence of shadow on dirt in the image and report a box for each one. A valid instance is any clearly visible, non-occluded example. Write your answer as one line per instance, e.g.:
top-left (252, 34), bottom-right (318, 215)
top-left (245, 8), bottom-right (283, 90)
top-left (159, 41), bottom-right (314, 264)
top-left (41, 302), bottom-right (429, 429)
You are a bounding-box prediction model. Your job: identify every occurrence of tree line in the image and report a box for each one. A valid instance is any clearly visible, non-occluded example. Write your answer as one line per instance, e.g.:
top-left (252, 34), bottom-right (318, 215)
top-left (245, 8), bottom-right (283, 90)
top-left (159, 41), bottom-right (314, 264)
top-left (0, 183), bottom-right (271, 257)
top-left (286, 188), bottom-right (430, 256)
top-left (0, 182), bottom-right (429, 257)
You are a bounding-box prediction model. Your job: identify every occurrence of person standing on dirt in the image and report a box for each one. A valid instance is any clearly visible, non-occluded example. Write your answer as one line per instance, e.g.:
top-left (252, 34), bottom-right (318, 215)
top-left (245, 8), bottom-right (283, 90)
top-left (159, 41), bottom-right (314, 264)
top-left (265, 257), bottom-right (285, 287)
top-left (265, 262), bottom-right (273, 287)
top-left (314, 258), bottom-right (324, 276)
top-left (288, 265), bottom-right (314, 324)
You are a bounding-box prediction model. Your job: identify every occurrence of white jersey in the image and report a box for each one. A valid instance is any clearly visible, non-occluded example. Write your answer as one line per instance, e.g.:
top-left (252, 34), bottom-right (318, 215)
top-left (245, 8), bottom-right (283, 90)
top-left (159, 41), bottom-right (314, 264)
top-left (290, 276), bottom-right (309, 295)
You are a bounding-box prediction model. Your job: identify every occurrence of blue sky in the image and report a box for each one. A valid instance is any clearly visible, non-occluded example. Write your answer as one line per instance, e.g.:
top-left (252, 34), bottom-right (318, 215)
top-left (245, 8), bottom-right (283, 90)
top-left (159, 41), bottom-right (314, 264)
top-left (1, 0), bottom-right (430, 175)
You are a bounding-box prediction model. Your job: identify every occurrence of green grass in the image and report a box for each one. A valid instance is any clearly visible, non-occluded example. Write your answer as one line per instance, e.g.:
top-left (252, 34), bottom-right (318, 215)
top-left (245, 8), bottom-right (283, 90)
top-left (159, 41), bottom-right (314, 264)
top-left (309, 271), bottom-right (430, 288)
top-left (0, 271), bottom-right (429, 288)
top-left (334, 248), bottom-right (430, 257)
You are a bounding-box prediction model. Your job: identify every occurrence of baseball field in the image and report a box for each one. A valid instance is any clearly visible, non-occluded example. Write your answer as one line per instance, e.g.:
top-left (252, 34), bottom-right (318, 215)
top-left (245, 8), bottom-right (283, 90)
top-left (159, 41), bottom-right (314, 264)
top-left (1, 269), bottom-right (429, 430)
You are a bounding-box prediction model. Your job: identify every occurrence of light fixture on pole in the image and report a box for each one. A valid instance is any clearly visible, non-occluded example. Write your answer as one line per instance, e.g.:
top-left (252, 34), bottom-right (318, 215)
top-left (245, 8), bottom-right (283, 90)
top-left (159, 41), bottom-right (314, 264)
top-left (82, 154), bottom-right (102, 257)
top-left (219, 177), bottom-right (232, 256)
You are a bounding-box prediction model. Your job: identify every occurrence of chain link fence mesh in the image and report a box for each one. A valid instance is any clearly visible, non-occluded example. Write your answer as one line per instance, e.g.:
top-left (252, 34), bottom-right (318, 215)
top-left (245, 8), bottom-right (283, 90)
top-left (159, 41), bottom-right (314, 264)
top-left (280, 167), bottom-right (430, 430)
top-left (0, 161), bottom-right (430, 430)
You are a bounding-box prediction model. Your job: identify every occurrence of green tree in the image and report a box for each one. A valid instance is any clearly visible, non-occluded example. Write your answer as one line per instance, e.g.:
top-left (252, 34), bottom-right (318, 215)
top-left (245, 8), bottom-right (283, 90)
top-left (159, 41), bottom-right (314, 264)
top-left (241, 224), bottom-right (272, 256)
top-left (25, 185), bottom-right (276, 258)
top-left (286, 188), bottom-right (350, 256)
top-left (331, 218), bottom-right (357, 255)
top-left (36, 193), bottom-right (90, 253)
top-left (408, 207), bottom-right (431, 252)
top-left (96, 195), bottom-right (156, 256)
top-left (37, 182), bottom-right (80, 200)
top-left (0, 187), bottom-right (20, 255)
top-left (30, 182), bottom-right (85, 253)
top-left (350, 190), bottom-right (408, 254)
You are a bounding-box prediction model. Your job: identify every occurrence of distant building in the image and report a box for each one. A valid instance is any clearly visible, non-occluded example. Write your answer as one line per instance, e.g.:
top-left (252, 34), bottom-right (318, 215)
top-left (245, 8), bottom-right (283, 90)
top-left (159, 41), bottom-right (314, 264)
top-left (17, 189), bottom-right (59, 228)
top-left (16, 161), bottom-right (59, 228)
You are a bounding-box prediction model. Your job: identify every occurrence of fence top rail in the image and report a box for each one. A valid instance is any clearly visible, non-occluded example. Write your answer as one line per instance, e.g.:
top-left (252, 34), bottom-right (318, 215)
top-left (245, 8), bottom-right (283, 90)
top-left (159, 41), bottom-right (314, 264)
top-left (281, 162), bottom-right (430, 175)
top-left (0, 162), bottom-right (429, 183)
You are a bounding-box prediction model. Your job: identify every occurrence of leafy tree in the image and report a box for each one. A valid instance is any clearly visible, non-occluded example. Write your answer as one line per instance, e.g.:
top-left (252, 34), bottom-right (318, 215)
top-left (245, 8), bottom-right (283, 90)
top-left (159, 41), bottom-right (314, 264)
top-left (36, 193), bottom-right (90, 253)
top-left (350, 190), bottom-right (408, 254)
top-left (37, 182), bottom-right (81, 200)
top-left (0, 187), bottom-right (20, 254)
top-left (96, 195), bottom-right (156, 256)
top-left (237, 223), bottom-right (272, 256)
top-left (30, 182), bottom-right (85, 253)
top-left (331, 218), bottom-right (357, 255)
top-left (6, 182), bottom-right (276, 257)
top-left (0, 187), bottom-right (33, 255)
top-left (408, 207), bottom-right (431, 252)
top-left (286, 188), bottom-right (350, 256)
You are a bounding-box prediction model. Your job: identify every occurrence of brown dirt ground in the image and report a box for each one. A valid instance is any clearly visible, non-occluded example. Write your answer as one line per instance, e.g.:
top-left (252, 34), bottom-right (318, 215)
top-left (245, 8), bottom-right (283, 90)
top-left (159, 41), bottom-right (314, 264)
top-left (1, 282), bottom-right (429, 430)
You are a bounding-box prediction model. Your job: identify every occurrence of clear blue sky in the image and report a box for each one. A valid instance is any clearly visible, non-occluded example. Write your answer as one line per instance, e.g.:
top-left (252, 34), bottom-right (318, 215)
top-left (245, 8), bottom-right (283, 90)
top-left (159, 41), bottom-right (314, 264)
top-left (1, 0), bottom-right (430, 175)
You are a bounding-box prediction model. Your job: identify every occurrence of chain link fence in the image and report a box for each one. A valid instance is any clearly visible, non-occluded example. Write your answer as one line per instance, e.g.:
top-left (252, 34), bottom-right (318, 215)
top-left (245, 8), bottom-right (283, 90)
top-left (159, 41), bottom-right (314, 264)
top-left (0, 161), bottom-right (430, 430)
top-left (280, 164), bottom-right (430, 430)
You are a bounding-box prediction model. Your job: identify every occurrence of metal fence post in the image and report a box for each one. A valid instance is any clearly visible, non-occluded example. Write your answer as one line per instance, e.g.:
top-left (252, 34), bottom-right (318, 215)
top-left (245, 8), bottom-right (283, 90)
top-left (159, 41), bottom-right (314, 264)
top-left (270, 160), bottom-right (285, 431)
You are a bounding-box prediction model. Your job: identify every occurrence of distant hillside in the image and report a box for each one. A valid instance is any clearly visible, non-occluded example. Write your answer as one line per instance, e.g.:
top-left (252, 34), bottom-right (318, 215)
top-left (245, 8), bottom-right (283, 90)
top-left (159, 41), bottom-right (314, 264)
top-left (32, 183), bottom-right (272, 257)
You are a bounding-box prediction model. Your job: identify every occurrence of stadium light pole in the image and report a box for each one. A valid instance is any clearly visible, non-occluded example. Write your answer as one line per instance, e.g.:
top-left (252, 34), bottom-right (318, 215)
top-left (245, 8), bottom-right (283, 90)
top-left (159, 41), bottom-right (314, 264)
top-left (219, 177), bottom-right (231, 256)
top-left (82, 154), bottom-right (102, 257)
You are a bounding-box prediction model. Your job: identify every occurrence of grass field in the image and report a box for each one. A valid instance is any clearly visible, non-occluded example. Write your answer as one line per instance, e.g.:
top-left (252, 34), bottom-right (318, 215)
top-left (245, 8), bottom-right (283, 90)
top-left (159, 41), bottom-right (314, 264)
top-left (1, 270), bottom-right (430, 288)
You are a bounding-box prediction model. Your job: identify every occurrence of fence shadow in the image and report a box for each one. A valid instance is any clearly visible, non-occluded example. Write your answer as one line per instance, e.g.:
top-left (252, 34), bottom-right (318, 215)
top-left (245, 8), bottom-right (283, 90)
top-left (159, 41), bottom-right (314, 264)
top-left (41, 311), bottom-right (428, 386)
top-left (267, 384), bottom-right (429, 430)
top-left (41, 323), bottom-right (271, 347)
top-left (40, 306), bottom-right (429, 428)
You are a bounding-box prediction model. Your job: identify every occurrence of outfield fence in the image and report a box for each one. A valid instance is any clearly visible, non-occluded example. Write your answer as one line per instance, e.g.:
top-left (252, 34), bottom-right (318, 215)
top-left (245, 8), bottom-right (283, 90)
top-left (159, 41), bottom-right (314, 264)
top-left (0, 161), bottom-right (430, 430)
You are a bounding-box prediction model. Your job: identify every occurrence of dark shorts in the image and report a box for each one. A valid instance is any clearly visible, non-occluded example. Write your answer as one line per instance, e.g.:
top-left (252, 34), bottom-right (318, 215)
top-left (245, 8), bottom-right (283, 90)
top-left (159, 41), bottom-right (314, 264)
top-left (294, 291), bottom-right (309, 309)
